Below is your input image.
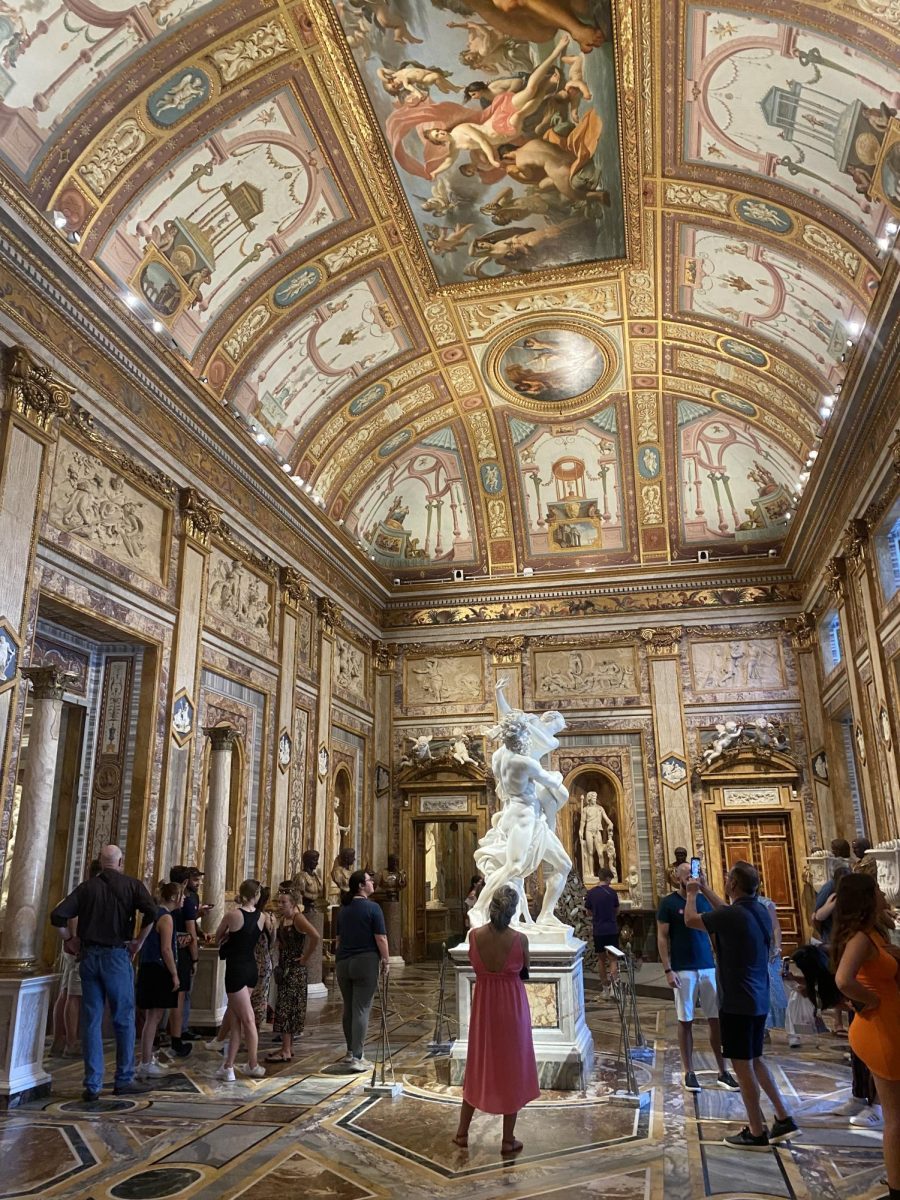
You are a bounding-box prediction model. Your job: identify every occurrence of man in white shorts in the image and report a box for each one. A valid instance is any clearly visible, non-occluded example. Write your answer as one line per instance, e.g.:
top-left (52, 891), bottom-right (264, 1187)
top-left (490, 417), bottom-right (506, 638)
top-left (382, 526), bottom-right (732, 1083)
top-left (657, 861), bottom-right (739, 1092)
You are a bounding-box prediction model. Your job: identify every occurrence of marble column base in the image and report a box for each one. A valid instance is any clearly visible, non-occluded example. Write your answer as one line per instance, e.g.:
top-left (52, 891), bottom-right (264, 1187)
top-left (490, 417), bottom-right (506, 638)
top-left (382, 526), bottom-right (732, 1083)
top-left (188, 947), bottom-right (226, 1027)
top-left (449, 929), bottom-right (594, 1091)
top-left (0, 973), bottom-right (55, 1106)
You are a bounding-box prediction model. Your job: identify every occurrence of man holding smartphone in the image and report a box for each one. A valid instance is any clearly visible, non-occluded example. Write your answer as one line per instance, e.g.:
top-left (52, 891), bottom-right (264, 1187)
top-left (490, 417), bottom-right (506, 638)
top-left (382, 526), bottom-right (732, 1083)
top-left (657, 860), bottom-right (739, 1093)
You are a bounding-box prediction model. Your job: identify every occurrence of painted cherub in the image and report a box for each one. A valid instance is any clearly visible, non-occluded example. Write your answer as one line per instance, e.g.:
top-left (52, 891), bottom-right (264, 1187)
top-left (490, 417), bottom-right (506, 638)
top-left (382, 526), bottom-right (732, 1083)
top-left (423, 221), bottom-right (475, 255)
top-left (377, 62), bottom-right (460, 102)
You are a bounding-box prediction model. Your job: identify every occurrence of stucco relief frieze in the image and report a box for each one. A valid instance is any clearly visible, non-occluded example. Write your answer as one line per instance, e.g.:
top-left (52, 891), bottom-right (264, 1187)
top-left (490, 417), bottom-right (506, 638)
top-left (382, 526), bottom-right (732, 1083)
top-left (207, 548), bottom-right (273, 638)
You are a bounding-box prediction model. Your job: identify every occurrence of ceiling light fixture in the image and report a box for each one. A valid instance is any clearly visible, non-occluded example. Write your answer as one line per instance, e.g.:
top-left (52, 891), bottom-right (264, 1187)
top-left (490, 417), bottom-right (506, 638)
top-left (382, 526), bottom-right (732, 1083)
top-left (124, 292), bottom-right (139, 310)
top-left (51, 210), bottom-right (67, 229)
top-left (281, 462), bottom-right (292, 472)
top-left (886, 221), bottom-right (899, 236)
top-left (198, 374), bottom-right (208, 384)
top-left (819, 405), bottom-right (831, 419)
top-left (152, 319), bottom-right (164, 333)
top-left (522, 566), bottom-right (534, 576)
top-left (877, 235), bottom-right (890, 252)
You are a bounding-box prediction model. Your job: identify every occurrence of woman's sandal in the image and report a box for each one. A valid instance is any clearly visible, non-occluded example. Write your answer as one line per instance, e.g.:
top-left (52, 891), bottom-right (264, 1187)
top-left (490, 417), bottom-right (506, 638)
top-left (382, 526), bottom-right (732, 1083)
top-left (264, 1051), bottom-right (293, 1062)
top-left (501, 1139), bottom-right (523, 1156)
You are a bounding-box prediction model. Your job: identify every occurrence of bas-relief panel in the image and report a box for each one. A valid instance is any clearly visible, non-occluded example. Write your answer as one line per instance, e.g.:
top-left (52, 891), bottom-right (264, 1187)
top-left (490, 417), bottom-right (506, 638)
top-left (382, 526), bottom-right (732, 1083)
top-left (682, 6), bottom-right (898, 239)
top-left (532, 645), bottom-right (638, 700)
top-left (334, 0), bottom-right (625, 284)
top-left (675, 402), bottom-right (800, 546)
top-left (95, 91), bottom-right (348, 355)
top-left (677, 226), bottom-right (864, 386)
top-left (0, 0), bottom-right (220, 174)
top-left (344, 428), bottom-right (478, 569)
top-left (508, 405), bottom-right (626, 560)
top-left (334, 634), bottom-right (367, 707)
top-left (206, 548), bottom-right (273, 642)
top-left (47, 437), bottom-right (167, 582)
top-left (404, 653), bottom-right (484, 708)
top-left (228, 273), bottom-right (412, 458)
top-left (689, 638), bottom-right (785, 693)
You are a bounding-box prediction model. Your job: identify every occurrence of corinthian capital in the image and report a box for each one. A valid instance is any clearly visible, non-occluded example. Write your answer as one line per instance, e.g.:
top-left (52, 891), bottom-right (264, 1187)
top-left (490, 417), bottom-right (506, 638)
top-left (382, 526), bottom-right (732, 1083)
top-left (203, 725), bottom-right (238, 752)
top-left (22, 665), bottom-right (77, 700)
top-left (4, 347), bottom-right (73, 431)
top-left (788, 611), bottom-right (816, 650)
top-left (178, 486), bottom-right (222, 547)
top-left (639, 626), bottom-right (682, 656)
top-left (280, 566), bottom-right (310, 609)
top-left (487, 635), bottom-right (525, 665)
top-left (372, 640), bottom-right (396, 672)
top-left (317, 596), bottom-right (341, 633)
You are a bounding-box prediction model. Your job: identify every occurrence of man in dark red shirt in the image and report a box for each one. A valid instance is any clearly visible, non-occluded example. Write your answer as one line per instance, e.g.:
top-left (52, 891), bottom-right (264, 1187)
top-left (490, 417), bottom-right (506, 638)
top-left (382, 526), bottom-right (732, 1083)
top-left (585, 868), bottom-right (619, 994)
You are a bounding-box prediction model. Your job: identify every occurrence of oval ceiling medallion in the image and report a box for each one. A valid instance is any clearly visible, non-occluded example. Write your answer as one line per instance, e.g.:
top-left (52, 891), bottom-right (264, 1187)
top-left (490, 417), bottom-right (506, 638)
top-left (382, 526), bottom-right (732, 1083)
top-left (485, 320), bottom-right (619, 415)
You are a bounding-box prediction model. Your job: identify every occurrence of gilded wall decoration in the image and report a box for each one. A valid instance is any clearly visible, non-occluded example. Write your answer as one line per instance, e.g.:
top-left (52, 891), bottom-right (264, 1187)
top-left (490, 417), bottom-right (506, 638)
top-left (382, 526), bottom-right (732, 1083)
top-left (640, 483), bottom-right (663, 525)
top-left (635, 392), bottom-right (659, 443)
top-left (690, 638), bottom-right (785, 692)
top-left (78, 118), bottom-right (150, 197)
top-left (322, 231), bottom-right (383, 275)
top-left (207, 549), bottom-right (273, 639)
top-left (532, 646), bottom-right (638, 699)
top-left (48, 438), bottom-right (167, 582)
top-left (664, 183), bottom-right (730, 214)
top-left (466, 411), bottom-right (497, 461)
top-left (447, 364), bottom-right (477, 397)
top-left (457, 285), bottom-right (620, 341)
top-left (208, 19), bottom-right (292, 84)
top-left (405, 654), bottom-right (484, 708)
top-left (335, 635), bottom-right (367, 705)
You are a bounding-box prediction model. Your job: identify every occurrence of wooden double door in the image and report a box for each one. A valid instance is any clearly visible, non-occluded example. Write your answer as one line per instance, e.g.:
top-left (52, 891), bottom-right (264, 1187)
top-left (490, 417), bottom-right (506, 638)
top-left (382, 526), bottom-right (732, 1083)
top-left (718, 812), bottom-right (802, 952)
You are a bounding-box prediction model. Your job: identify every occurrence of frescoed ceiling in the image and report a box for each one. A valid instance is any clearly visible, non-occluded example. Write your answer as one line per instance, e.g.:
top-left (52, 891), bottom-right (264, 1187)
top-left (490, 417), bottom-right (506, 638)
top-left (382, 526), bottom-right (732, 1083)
top-left (1, 0), bottom-right (899, 585)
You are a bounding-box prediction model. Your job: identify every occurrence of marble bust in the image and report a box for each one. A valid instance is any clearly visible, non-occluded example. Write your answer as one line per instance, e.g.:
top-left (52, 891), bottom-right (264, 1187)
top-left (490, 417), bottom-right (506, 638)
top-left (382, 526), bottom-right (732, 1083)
top-left (331, 846), bottom-right (356, 897)
top-left (378, 854), bottom-right (408, 900)
top-left (294, 849), bottom-right (323, 912)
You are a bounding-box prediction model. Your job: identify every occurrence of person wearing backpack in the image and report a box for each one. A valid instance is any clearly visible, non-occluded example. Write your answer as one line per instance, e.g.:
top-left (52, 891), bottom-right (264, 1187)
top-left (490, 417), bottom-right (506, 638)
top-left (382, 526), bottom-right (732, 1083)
top-left (685, 861), bottom-right (800, 1151)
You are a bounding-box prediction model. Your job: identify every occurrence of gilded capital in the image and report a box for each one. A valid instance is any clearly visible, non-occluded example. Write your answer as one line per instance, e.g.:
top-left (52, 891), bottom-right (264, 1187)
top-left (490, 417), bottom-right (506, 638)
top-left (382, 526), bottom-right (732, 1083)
top-left (4, 346), bottom-right (73, 431)
top-left (21, 665), bottom-right (77, 700)
top-left (203, 724), bottom-right (238, 751)
top-left (824, 556), bottom-right (845, 601)
top-left (317, 595), bottom-right (341, 632)
top-left (842, 518), bottom-right (868, 565)
top-left (487, 635), bottom-right (525, 665)
top-left (280, 565), bottom-right (310, 609)
top-left (639, 626), bottom-right (682, 656)
top-left (178, 486), bottom-right (222, 547)
top-left (788, 611), bottom-right (817, 650)
top-left (372, 640), bottom-right (397, 672)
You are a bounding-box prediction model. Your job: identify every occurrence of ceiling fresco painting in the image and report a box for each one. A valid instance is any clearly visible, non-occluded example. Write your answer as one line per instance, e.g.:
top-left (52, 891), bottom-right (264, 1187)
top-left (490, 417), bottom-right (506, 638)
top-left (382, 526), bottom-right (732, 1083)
top-left (674, 401), bottom-right (800, 549)
top-left (95, 90), bottom-right (349, 354)
top-left (333, 0), bottom-right (626, 283)
top-left (1, 0), bottom-right (899, 587)
top-left (682, 6), bottom-right (900, 240)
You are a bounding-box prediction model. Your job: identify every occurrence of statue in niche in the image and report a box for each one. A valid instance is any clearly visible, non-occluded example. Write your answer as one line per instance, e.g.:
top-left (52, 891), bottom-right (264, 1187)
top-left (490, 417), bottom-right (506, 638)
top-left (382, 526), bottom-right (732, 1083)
top-left (331, 847), bottom-right (356, 897)
top-left (377, 854), bottom-right (407, 901)
top-left (579, 790), bottom-right (616, 881)
top-left (468, 679), bottom-right (571, 933)
top-left (332, 793), bottom-right (351, 863)
top-left (294, 849), bottom-right (323, 912)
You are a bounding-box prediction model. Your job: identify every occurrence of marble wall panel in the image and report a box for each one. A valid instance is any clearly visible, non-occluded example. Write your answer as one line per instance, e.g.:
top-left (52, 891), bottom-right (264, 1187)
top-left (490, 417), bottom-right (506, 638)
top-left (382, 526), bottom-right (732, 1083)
top-left (404, 653), bottom-right (485, 710)
top-left (333, 634), bottom-right (368, 710)
top-left (532, 645), bottom-right (638, 702)
top-left (689, 636), bottom-right (785, 693)
top-left (206, 547), bottom-right (273, 647)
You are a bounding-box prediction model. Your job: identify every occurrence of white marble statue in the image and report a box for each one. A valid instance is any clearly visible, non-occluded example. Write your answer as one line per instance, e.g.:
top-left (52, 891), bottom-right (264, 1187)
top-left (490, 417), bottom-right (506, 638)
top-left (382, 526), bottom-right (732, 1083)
top-left (578, 790), bottom-right (615, 880)
top-left (702, 720), bottom-right (742, 766)
top-left (468, 680), bottom-right (571, 933)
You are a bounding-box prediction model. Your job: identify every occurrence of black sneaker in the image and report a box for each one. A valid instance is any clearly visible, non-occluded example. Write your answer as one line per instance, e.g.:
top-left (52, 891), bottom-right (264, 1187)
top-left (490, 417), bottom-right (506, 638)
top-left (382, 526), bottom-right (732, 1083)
top-left (113, 1080), bottom-right (153, 1096)
top-left (717, 1071), bottom-right (741, 1090)
top-left (724, 1126), bottom-right (770, 1150)
top-left (181, 1029), bottom-right (199, 1041)
top-left (684, 1072), bottom-right (702, 1092)
top-left (81, 1088), bottom-right (100, 1102)
top-left (769, 1116), bottom-right (799, 1143)
top-left (171, 1042), bottom-right (193, 1059)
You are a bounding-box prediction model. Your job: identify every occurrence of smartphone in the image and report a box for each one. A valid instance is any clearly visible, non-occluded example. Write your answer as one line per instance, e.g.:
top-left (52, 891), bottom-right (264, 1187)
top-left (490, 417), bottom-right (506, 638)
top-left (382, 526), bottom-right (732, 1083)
top-left (690, 857), bottom-right (701, 880)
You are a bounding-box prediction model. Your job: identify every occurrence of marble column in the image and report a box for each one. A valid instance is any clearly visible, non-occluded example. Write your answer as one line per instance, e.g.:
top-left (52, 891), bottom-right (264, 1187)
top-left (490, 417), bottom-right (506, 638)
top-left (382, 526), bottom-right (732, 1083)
top-left (202, 725), bottom-right (237, 936)
top-left (0, 667), bottom-right (71, 969)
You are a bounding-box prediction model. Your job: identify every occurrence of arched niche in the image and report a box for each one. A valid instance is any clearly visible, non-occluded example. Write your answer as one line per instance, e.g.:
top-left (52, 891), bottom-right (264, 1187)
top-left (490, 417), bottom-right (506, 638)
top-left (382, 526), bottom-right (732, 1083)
top-left (565, 766), bottom-right (624, 885)
top-left (331, 765), bottom-right (354, 865)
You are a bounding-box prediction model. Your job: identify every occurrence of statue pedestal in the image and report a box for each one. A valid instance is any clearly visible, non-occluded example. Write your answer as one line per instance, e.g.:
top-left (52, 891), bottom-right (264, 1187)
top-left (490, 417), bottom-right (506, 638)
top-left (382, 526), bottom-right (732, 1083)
top-left (188, 946), bottom-right (227, 1027)
top-left (381, 898), bottom-right (405, 966)
top-left (804, 852), bottom-right (850, 891)
top-left (307, 909), bottom-right (327, 999)
top-left (449, 926), bottom-right (594, 1091)
top-left (0, 973), bottom-right (55, 1107)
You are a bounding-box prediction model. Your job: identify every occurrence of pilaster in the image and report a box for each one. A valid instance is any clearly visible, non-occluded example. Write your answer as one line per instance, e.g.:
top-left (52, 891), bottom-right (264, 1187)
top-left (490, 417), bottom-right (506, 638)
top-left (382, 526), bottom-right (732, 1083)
top-left (315, 597), bottom-right (339, 898)
top-left (371, 640), bottom-right (396, 871)
top-left (789, 613), bottom-right (832, 846)
top-left (641, 627), bottom-right (693, 862)
top-left (487, 636), bottom-right (526, 710)
top-left (270, 568), bottom-right (308, 882)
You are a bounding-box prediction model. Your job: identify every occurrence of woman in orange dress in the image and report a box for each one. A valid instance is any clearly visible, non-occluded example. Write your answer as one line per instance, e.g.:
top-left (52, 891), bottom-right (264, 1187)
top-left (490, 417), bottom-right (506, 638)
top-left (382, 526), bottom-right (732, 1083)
top-left (833, 873), bottom-right (900, 1199)
top-left (453, 885), bottom-right (539, 1156)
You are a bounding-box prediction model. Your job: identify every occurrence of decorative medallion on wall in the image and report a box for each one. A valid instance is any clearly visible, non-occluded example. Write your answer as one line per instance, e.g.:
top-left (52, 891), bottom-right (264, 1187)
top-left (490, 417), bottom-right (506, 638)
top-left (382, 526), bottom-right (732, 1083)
top-left (855, 723), bottom-right (867, 766)
top-left (278, 729), bottom-right (292, 773)
top-left (317, 743), bottom-right (329, 779)
top-left (375, 763), bottom-right (390, 795)
top-left (811, 749), bottom-right (829, 784)
top-left (171, 690), bottom-right (195, 745)
top-left (486, 322), bottom-right (618, 414)
top-left (660, 754), bottom-right (687, 788)
top-left (879, 704), bottom-right (892, 746)
top-left (0, 622), bottom-right (18, 692)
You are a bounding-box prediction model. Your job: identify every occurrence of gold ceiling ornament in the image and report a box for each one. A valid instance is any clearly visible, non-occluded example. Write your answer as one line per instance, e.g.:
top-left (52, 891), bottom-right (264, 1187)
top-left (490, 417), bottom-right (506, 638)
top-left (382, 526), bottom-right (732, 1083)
top-left (634, 392), bottom-right (659, 443)
top-left (457, 285), bottom-right (621, 342)
top-left (177, 486), bottom-right (222, 547)
top-left (280, 566), bottom-right (311, 610)
top-left (4, 346), bottom-right (73, 432)
top-left (484, 319), bottom-right (620, 415)
top-left (317, 595), bottom-right (341, 633)
top-left (638, 627), bottom-right (682, 656)
top-left (788, 612), bottom-right (817, 651)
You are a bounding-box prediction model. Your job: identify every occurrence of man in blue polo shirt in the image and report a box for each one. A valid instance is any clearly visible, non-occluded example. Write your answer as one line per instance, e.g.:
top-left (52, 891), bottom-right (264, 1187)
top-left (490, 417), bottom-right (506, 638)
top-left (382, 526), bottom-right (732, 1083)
top-left (657, 861), bottom-right (739, 1093)
top-left (686, 861), bottom-right (799, 1151)
top-left (585, 868), bottom-right (619, 995)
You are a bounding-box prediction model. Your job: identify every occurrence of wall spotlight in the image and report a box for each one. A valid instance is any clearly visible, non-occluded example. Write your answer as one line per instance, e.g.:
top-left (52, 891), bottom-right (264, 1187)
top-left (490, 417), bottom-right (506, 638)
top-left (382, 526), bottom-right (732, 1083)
top-left (51, 210), bottom-right (67, 229)
top-left (697, 549), bottom-right (710, 563)
top-left (768, 548), bottom-right (778, 557)
top-left (152, 319), bottom-right (164, 333)
top-left (522, 566), bottom-right (535, 576)
top-left (393, 577), bottom-right (401, 585)
top-left (452, 568), bottom-right (465, 582)
top-left (198, 374), bottom-right (209, 384)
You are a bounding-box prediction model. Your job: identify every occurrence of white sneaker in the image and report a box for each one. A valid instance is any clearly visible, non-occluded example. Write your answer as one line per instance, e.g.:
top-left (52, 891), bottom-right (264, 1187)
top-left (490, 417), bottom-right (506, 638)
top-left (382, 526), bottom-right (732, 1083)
top-left (204, 1038), bottom-right (222, 1051)
top-left (214, 1065), bottom-right (236, 1082)
top-left (849, 1105), bottom-right (884, 1131)
top-left (339, 1052), bottom-right (355, 1065)
top-left (240, 1064), bottom-right (266, 1079)
top-left (349, 1057), bottom-right (372, 1073)
top-left (137, 1060), bottom-right (168, 1078)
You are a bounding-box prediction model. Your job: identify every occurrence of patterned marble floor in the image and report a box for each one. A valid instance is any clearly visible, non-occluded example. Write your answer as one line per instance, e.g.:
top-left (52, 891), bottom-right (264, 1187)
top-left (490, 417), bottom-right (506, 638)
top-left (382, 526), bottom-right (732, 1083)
top-left (1, 965), bottom-right (889, 1200)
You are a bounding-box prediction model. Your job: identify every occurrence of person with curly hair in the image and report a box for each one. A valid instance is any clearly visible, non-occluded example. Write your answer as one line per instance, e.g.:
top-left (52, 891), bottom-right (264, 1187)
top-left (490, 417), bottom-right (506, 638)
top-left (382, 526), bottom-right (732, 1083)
top-left (833, 873), bottom-right (900, 1197)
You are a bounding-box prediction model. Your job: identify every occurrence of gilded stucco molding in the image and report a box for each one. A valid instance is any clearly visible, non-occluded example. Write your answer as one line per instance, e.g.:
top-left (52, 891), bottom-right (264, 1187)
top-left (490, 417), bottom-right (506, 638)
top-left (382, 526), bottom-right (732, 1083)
top-left (178, 486), bottom-right (223, 548)
top-left (639, 626), bottom-right (683, 656)
top-left (3, 346), bottom-right (73, 432)
top-left (788, 611), bottom-right (816, 650)
top-left (824, 556), bottom-right (846, 603)
top-left (372, 640), bottom-right (397, 673)
top-left (280, 566), bottom-right (311, 610)
top-left (65, 401), bottom-right (177, 501)
top-left (317, 595), bottom-right (341, 633)
top-left (486, 636), bottom-right (526, 666)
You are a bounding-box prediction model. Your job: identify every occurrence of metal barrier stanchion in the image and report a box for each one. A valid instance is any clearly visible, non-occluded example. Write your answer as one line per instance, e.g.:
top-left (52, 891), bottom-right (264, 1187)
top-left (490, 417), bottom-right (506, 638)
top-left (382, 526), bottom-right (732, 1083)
top-left (364, 967), bottom-right (403, 1098)
top-left (427, 942), bottom-right (455, 1053)
top-left (611, 969), bottom-right (639, 1100)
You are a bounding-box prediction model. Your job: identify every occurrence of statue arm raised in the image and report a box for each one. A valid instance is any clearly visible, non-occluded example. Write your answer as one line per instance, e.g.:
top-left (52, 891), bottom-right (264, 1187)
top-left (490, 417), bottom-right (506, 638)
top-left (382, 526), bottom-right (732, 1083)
top-left (495, 676), bottom-right (511, 717)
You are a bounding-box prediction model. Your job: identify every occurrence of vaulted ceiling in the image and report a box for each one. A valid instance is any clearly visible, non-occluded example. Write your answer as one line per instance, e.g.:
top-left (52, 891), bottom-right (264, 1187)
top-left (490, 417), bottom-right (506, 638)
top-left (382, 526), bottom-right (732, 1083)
top-left (2, 0), bottom-right (898, 584)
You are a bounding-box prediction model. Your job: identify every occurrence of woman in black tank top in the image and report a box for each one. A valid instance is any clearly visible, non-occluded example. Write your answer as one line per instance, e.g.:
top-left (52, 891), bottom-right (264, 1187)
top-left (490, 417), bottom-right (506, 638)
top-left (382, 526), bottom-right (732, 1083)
top-left (214, 879), bottom-right (266, 1081)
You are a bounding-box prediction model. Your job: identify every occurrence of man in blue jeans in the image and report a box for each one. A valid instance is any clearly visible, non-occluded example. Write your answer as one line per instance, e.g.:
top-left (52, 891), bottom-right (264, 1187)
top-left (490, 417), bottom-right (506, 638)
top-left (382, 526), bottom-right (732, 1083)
top-left (51, 843), bottom-right (157, 1101)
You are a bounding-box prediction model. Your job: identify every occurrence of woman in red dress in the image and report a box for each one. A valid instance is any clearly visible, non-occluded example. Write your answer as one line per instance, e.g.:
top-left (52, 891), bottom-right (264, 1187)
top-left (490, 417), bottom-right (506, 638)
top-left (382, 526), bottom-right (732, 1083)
top-left (454, 885), bottom-right (539, 1155)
